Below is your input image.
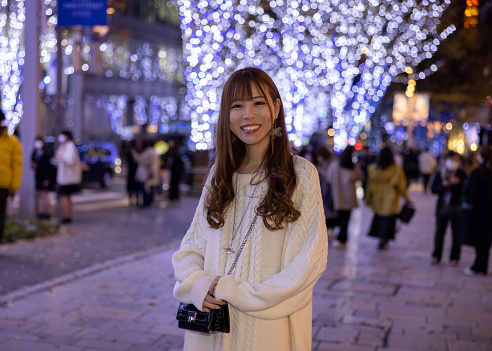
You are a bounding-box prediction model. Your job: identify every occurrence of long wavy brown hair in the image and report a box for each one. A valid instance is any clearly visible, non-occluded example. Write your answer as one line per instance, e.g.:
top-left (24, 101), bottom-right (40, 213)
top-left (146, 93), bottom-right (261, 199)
top-left (205, 67), bottom-right (300, 230)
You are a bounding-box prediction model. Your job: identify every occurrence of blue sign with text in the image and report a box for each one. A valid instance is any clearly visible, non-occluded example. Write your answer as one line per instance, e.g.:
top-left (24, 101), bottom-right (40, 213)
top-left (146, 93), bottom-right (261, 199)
top-left (57, 0), bottom-right (107, 27)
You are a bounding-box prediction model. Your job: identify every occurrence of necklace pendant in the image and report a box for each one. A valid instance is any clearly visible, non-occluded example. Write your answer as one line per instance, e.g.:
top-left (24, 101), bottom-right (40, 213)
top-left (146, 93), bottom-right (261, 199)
top-left (223, 246), bottom-right (235, 254)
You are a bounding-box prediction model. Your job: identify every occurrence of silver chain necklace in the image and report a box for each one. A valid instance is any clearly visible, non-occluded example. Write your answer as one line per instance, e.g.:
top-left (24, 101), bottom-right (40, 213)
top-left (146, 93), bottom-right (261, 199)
top-left (223, 172), bottom-right (260, 254)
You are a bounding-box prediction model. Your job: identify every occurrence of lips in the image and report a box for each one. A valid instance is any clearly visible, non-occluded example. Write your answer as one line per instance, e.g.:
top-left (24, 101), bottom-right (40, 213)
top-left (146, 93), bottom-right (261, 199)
top-left (241, 124), bottom-right (261, 133)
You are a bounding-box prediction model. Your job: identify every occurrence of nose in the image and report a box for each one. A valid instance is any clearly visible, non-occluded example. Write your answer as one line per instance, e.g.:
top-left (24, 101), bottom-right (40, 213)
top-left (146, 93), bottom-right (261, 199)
top-left (244, 103), bottom-right (255, 118)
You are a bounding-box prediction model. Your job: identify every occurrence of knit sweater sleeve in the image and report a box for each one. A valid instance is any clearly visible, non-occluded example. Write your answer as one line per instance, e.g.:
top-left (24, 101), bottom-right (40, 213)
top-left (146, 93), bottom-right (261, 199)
top-left (172, 171), bottom-right (216, 311)
top-left (214, 158), bottom-right (328, 319)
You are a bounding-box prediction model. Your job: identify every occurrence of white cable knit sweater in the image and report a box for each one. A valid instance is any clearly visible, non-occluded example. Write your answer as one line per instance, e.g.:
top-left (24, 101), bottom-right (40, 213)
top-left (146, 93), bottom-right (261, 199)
top-left (172, 156), bottom-right (328, 350)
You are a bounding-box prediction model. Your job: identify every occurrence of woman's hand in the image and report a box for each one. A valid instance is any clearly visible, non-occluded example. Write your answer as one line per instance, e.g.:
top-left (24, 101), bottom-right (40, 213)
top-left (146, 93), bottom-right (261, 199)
top-left (202, 276), bottom-right (227, 312)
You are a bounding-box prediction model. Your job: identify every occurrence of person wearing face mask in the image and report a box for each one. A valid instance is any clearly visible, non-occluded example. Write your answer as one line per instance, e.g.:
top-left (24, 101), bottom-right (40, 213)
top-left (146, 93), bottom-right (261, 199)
top-left (0, 109), bottom-right (22, 244)
top-left (461, 146), bottom-right (492, 276)
top-left (55, 130), bottom-right (82, 224)
top-left (31, 137), bottom-right (56, 219)
top-left (430, 150), bottom-right (466, 265)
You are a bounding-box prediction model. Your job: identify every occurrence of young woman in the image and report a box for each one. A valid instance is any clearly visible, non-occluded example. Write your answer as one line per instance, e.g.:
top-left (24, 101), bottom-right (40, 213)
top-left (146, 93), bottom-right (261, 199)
top-left (366, 147), bottom-right (410, 250)
top-left (55, 130), bottom-right (82, 224)
top-left (172, 67), bottom-right (328, 350)
top-left (31, 137), bottom-right (56, 219)
top-left (462, 145), bottom-right (492, 275)
top-left (326, 145), bottom-right (364, 248)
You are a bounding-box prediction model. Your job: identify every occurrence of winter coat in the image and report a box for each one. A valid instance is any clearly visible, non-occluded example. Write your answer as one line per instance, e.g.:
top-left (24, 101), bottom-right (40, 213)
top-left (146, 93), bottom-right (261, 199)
top-left (0, 129), bottom-right (22, 191)
top-left (326, 161), bottom-right (364, 211)
top-left (365, 163), bottom-right (409, 216)
top-left (462, 164), bottom-right (492, 248)
top-left (56, 141), bottom-right (82, 186)
top-left (418, 151), bottom-right (437, 175)
top-left (134, 147), bottom-right (160, 187)
top-left (431, 167), bottom-right (466, 217)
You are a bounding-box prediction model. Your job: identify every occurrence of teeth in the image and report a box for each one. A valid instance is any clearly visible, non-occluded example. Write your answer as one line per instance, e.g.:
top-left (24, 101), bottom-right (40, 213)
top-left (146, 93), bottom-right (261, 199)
top-left (241, 125), bottom-right (260, 131)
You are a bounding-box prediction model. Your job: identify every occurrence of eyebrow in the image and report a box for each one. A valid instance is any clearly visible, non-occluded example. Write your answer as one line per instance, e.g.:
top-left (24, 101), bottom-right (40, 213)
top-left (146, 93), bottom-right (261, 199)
top-left (231, 95), bottom-right (265, 102)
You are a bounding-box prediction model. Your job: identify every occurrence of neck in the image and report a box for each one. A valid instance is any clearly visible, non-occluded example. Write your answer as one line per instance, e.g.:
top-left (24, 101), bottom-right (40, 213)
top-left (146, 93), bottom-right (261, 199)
top-left (238, 136), bottom-right (271, 174)
top-left (240, 147), bottom-right (266, 174)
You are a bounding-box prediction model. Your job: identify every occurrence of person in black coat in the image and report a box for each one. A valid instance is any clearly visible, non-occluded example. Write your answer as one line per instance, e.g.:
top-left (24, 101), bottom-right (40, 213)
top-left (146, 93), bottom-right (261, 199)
top-left (431, 150), bottom-right (466, 265)
top-left (165, 139), bottom-right (184, 203)
top-left (124, 140), bottom-right (139, 206)
top-left (462, 146), bottom-right (492, 275)
top-left (31, 137), bottom-right (56, 219)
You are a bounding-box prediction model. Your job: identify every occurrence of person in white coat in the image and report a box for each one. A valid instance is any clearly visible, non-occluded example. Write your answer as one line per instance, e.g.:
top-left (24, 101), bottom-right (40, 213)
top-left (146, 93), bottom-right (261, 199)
top-left (172, 67), bottom-right (328, 350)
top-left (326, 145), bottom-right (364, 247)
top-left (418, 148), bottom-right (437, 193)
top-left (132, 140), bottom-right (160, 207)
top-left (55, 130), bottom-right (82, 224)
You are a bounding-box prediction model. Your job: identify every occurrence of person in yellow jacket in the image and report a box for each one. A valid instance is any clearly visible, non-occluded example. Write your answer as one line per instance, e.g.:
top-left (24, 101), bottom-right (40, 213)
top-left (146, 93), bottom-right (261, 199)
top-left (365, 147), bottom-right (411, 250)
top-left (0, 110), bottom-right (23, 243)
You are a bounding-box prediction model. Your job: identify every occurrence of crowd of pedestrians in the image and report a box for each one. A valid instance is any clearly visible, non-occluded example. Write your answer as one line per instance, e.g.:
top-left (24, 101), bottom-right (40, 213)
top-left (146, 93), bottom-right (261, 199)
top-left (124, 138), bottom-right (185, 208)
top-left (304, 135), bottom-right (492, 277)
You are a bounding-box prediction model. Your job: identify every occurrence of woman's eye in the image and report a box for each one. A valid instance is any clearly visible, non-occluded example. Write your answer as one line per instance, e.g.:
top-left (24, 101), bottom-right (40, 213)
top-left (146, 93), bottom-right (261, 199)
top-left (231, 104), bottom-right (241, 109)
top-left (255, 101), bottom-right (266, 106)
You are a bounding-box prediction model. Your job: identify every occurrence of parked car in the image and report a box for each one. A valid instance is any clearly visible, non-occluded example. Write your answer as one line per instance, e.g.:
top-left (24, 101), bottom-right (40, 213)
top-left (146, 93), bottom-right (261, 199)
top-left (77, 141), bottom-right (120, 188)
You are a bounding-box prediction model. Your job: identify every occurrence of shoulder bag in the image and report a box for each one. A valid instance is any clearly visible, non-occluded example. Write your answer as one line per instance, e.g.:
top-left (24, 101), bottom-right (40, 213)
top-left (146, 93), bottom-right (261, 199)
top-left (176, 214), bottom-right (259, 333)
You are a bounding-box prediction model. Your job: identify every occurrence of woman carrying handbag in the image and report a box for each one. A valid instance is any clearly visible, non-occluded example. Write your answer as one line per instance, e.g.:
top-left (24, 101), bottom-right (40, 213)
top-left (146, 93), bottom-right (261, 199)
top-left (172, 67), bottom-right (328, 350)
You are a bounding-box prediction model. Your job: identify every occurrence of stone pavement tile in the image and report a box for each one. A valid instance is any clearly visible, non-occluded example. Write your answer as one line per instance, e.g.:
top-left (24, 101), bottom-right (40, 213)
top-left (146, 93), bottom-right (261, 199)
top-left (28, 311), bottom-right (85, 331)
top-left (340, 315), bottom-right (392, 329)
top-left (148, 324), bottom-right (185, 338)
top-left (0, 329), bottom-right (42, 343)
top-left (386, 329), bottom-right (454, 350)
top-left (69, 316), bottom-right (113, 329)
top-left (35, 333), bottom-right (82, 347)
top-left (73, 326), bottom-right (109, 339)
top-left (377, 300), bottom-right (446, 318)
top-left (429, 315), bottom-right (478, 329)
top-left (391, 320), bottom-right (444, 334)
top-left (100, 330), bottom-right (162, 345)
top-left (73, 337), bottom-right (133, 350)
top-left (354, 310), bottom-right (379, 319)
top-left (395, 285), bottom-right (450, 301)
top-left (74, 305), bottom-right (144, 321)
top-left (0, 339), bottom-right (84, 351)
top-left (379, 311), bottom-right (427, 324)
top-left (315, 341), bottom-right (376, 351)
top-left (354, 325), bottom-right (386, 347)
top-left (99, 320), bottom-right (157, 333)
top-left (0, 318), bottom-right (44, 332)
top-left (382, 347), bottom-right (423, 351)
top-left (315, 324), bottom-right (359, 344)
top-left (447, 306), bottom-right (492, 323)
top-left (151, 334), bottom-right (184, 349)
top-left (341, 299), bottom-right (378, 311)
top-left (447, 338), bottom-right (492, 351)
top-left (457, 333), bottom-right (492, 346)
top-left (127, 345), bottom-right (170, 351)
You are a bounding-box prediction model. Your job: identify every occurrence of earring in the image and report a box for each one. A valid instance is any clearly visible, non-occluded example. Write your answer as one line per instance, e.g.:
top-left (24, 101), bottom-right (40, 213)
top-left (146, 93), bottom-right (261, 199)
top-left (272, 120), bottom-right (282, 139)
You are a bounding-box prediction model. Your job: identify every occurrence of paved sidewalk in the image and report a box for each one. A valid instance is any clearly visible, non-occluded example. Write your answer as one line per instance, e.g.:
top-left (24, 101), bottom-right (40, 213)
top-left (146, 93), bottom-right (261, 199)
top-left (1, 187), bottom-right (492, 350)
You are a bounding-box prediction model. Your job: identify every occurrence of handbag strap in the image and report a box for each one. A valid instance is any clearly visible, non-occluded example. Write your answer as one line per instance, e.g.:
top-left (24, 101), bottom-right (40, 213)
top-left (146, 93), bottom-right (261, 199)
top-left (226, 214), bottom-right (259, 276)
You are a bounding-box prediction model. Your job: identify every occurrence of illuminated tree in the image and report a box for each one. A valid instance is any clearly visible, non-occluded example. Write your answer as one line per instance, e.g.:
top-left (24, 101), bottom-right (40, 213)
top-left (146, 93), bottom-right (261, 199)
top-left (0, 1), bottom-right (25, 134)
top-left (175, 0), bottom-right (456, 151)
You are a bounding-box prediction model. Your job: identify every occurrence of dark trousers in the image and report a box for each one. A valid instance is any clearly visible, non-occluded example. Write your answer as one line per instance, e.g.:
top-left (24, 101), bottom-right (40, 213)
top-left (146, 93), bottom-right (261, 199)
top-left (138, 182), bottom-right (153, 207)
top-left (471, 245), bottom-right (491, 274)
top-left (336, 210), bottom-right (352, 244)
top-left (422, 174), bottom-right (431, 193)
top-left (432, 207), bottom-right (462, 261)
top-left (0, 188), bottom-right (8, 243)
top-left (169, 173), bottom-right (182, 201)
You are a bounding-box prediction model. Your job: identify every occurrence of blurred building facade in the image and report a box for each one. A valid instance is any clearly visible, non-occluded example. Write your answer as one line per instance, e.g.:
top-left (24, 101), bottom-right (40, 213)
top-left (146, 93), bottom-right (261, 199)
top-left (37, 0), bottom-right (188, 142)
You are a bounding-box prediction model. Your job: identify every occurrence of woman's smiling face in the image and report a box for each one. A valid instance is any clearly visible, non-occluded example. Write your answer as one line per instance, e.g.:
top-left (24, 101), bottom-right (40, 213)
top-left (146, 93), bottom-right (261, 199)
top-left (229, 84), bottom-right (278, 153)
